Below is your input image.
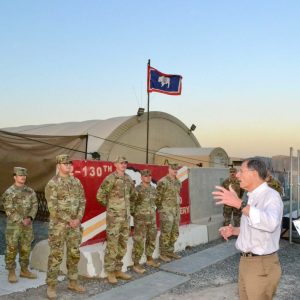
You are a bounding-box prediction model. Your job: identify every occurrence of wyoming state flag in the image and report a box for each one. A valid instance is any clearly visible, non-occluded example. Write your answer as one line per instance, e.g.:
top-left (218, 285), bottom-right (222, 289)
top-left (147, 66), bottom-right (182, 95)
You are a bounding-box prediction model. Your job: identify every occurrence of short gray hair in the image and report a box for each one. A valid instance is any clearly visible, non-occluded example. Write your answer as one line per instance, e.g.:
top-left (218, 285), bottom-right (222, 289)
top-left (243, 158), bottom-right (267, 180)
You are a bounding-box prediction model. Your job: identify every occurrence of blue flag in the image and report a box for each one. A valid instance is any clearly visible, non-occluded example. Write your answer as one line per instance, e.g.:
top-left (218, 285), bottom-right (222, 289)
top-left (147, 66), bottom-right (182, 95)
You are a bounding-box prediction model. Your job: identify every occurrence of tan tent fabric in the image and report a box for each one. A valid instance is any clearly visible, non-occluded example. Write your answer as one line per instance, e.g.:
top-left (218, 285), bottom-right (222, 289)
top-left (0, 130), bottom-right (87, 196)
top-left (155, 147), bottom-right (229, 168)
top-left (2, 112), bottom-right (201, 164)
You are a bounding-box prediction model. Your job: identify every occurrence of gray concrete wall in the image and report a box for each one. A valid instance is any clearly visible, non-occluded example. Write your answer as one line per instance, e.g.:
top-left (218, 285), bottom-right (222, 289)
top-left (189, 168), bottom-right (228, 241)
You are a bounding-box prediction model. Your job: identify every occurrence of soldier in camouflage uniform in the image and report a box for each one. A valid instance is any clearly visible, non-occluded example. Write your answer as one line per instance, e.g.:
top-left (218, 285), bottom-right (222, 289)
top-left (45, 154), bottom-right (86, 299)
top-left (131, 169), bottom-right (160, 274)
top-left (266, 171), bottom-right (283, 195)
top-left (96, 156), bottom-right (136, 284)
top-left (156, 163), bottom-right (182, 262)
top-left (2, 167), bottom-right (38, 283)
top-left (222, 167), bottom-right (244, 227)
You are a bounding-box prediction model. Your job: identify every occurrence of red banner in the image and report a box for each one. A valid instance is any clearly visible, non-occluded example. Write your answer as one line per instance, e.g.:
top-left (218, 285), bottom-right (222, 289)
top-left (72, 160), bottom-right (190, 246)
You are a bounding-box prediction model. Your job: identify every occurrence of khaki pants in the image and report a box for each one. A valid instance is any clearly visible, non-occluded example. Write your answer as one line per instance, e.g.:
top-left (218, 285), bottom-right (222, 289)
top-left (239, 253), bottom-right (281, 300)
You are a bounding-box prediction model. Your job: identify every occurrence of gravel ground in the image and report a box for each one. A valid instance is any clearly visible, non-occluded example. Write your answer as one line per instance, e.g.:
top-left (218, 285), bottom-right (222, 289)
top-left (1, 212), bottom-right (300, 300)
top-left (155, 238), bottom-right (300, 300)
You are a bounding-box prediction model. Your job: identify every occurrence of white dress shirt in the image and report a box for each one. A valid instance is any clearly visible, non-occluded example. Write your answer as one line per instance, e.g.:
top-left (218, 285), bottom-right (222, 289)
top-left (236, 182), bottom-right (283, 255)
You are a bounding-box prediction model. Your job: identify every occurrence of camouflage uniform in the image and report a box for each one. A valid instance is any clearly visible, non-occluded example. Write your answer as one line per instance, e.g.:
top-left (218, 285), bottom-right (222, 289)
top-left (2, 181), bottom-right (38, 270)
top-left (96, 171), bottom-right (136, 272)
top-left (131, 182), bottom-right (157, 264)
top-left (156, 174), bottom-right (182, 256)
top-left (222, 177), bottom-right (244, 227)
top-left (45, 172), bottom-right (86, 286)
top-left (267, 177), bottom-right (282, 195)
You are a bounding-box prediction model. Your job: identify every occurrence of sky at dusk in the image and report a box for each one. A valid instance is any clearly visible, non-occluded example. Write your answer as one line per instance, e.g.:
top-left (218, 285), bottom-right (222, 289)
top-left (1, 1), bottom-right (299, 158)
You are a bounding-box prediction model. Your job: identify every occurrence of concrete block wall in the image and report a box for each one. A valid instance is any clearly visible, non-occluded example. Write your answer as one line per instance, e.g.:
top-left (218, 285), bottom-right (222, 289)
top-left (189, 168), bottom-right (228, 241)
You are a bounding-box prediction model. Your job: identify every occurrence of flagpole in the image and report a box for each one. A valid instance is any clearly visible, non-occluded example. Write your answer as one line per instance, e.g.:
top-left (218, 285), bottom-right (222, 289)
top-left (146, 59), bottom-right (150, 164)
top-left (146, 62), bottom-right (182, 163)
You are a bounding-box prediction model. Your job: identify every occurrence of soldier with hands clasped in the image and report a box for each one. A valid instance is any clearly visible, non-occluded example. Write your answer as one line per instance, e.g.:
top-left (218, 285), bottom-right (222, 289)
top-left (2, 167), bottom-right (38, 283)
top-left (45, 154), bottom-right (86, 299)
top-left (96, 156), bottom-right (136, 284)
top-left (156, 163), bottom-right (182, 262)
top-left (131, 169), bottom-right (160, 274)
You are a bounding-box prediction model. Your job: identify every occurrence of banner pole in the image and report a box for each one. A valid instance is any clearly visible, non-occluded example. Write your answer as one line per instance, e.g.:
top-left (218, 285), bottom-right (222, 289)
top-left (146, 59), bottom-right (150, 164)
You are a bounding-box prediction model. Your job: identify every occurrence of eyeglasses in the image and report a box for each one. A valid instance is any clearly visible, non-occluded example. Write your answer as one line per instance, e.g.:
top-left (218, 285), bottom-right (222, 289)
top-left (61, 162), bottom-right (72, 166)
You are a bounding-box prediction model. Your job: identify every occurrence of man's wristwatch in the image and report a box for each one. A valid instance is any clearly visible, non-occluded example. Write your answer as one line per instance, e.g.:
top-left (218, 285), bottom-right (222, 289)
top-left (240, 200), bottom-right (248, 210)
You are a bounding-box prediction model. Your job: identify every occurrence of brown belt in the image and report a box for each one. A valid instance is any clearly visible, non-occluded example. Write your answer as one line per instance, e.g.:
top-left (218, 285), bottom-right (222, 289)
top-left (240, 251), bottom-right (276, 257)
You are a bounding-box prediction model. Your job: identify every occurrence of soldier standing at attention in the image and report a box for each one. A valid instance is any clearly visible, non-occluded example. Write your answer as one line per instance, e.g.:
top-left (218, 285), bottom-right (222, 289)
top-left (156, 163), bottom-right (182, 262)
top-left (45, 154), bottom-right (86, 299)
top-left (222, 167), bottom-right (244, 227)
top-left (131, 169), bottom-right (160, 274)
top-left (96, 156), bottom-right (136, 284)
top-left (2, 167), bottom-right (38, 283)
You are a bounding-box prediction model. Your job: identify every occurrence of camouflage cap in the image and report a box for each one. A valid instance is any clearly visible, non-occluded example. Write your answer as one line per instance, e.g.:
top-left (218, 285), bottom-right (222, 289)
top-left (229, 167), bottom-right (237, 173)
top-left (141, 169), bottom-right (152, 176)
top-left (169, 163), bottom-right (180, 170)
top-left (13, 167), bottom-right (28, 176)
top-left (56, 154), bottom-right (72, 164)
top-left (113, 156), bottom-right (128, 163)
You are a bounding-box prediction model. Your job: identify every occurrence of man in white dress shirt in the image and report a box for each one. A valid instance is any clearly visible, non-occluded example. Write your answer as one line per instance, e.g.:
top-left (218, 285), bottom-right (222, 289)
top-left (213, 158), bottom-right (283, 300)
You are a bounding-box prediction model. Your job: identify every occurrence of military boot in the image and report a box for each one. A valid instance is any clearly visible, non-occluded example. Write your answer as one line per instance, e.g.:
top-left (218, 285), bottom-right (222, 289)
top-left (146, 256), bottom-right (160, 268)
top-left (46, 285), bottom-right (57, 300)
top-left (107, 272), bottom-right (118, 284)
top-left (115, 270), bottom-right (132, 280)
top-left (159, 254), bottom-right (171, 262)
top-left (133, 263), bottom-right (146, 274)
top-left (167, 252), bottom-right (181, 259)
top-left (68, 280), bottom-right (86, 293)
top-left (8, 269), bottom-right (18, 283)
top-left (20, 268), bottom-right (37, 279)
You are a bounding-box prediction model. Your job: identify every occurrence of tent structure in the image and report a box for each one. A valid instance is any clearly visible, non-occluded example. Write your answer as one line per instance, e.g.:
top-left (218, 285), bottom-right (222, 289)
top-left (0, 111), bottom-right (201, 212)
top-left (3, 111), bottom-right (201, 165)
top-left (0, 130), bottom-right (87, 195)
top-left (155, 147), bottom-right (229, 168)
